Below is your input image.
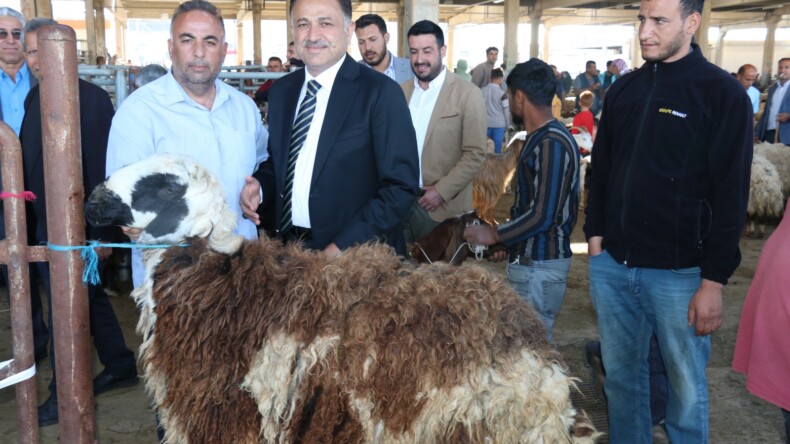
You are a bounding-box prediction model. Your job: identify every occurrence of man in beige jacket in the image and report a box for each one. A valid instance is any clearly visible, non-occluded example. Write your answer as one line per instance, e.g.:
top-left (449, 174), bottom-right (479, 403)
top-left (401, 20), bottom-right (486, 242)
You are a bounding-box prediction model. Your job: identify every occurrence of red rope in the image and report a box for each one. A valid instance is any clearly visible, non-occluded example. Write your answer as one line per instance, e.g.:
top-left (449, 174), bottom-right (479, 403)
top-left (0, 191), bottom-right (37, 201)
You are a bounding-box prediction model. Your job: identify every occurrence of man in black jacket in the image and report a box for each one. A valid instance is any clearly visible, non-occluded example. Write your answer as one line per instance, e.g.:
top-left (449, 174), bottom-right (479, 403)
top-left (583, 0), bottom-right (753, 442)
top-left (20, 18), bottom-right (138, 427)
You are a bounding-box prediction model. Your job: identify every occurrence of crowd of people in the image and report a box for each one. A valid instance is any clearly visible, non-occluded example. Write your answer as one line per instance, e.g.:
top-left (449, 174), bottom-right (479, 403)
top-left (0, 0), bottom-right (787, 442)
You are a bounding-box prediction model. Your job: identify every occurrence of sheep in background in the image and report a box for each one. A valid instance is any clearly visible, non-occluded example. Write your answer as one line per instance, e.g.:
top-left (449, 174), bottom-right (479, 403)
top-left (753, 142), bottom-right (790, 196)
top-left (473, 131), bottom-right (527, 224)
top-left (84, 154), bottom-right (599, 444)
top-left (747, 143), bottom-right (790, 238)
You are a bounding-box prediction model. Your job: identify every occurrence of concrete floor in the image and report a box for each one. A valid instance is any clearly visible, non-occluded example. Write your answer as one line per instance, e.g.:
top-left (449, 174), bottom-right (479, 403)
top-left (0, 213), bottom-right (786, 443)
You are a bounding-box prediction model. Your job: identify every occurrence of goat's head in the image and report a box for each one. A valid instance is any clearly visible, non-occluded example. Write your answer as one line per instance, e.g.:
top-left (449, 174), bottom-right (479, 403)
top-left (85, 153), bottom-right (242, 254)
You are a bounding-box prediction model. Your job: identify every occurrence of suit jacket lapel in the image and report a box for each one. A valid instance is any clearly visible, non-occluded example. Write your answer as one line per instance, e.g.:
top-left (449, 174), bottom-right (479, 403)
top-left (277, 70), bottom-right (304, 189)
top-left (311, 55), bottom-right (359, 183)
top-left (423, 70), bottom-right (455, 154)
top-left (23, 86), bottom-right (43, 182)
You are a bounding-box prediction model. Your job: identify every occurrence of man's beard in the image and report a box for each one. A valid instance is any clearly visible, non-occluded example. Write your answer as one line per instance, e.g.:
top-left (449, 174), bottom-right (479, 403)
top-left (642, 29), bottom-right (686, 63)
top-left (365, 47), bottom-right (387, 68)
top-left (511, 112), bottom-right (523, 126)
top-left (413, 61), bottom-right (442, 83)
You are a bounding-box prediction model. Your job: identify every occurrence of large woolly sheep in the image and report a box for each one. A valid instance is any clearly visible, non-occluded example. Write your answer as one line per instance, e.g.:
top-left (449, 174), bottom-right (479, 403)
top-left (747, 142), bottom-right (790, 237)
top-left (85, 153), bottom-right (597, 444)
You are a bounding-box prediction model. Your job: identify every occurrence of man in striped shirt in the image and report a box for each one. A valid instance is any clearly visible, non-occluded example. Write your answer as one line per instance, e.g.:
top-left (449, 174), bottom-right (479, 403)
top-left (464, 58), bottom-right (580, 340)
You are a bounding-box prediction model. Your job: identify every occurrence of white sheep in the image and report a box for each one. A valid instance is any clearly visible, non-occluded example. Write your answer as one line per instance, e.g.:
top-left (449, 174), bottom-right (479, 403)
top-left (747, 142), bottom-right (790, 238)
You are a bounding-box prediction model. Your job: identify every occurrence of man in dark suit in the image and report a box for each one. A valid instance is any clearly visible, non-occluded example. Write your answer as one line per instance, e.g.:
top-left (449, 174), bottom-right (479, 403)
top-left (20, 18), bottom-right (137, 427)
top-left (240, 0), bottom-right (418, 256)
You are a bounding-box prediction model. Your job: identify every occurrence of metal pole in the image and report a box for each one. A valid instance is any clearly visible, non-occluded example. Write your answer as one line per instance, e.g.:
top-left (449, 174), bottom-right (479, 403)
top-left (114, 66), bottom-right (128, 107)
top-left (0, 122), bottom-right (40, 444)
top-left (38, 24), bottom-right (96, 443)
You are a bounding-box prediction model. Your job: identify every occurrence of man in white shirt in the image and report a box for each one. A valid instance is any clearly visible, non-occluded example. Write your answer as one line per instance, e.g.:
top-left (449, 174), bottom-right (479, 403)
top-left (400, 20), bottom-right (486, 242)
top-left (756, 58), bottom-right (790, 144)
top-left (240, 0), bottom-right (419, 257)
top-left (107, 0), bottom-right (269, 287)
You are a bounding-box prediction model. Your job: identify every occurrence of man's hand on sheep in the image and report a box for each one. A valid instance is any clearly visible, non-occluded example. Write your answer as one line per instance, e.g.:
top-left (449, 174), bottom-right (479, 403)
top-left (121, 226), bottom-right (142, 241)
top-left (240, 176), bottom-right (262, 225)
top-left (688, 279), bottom-right (724, 336)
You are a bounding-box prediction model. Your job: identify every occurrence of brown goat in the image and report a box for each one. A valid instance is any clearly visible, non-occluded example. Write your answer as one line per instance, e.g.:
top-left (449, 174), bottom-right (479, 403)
top-left (408, 211), bottom-right (507, 265)
top-left (473, 132), bottom-right (526, 224)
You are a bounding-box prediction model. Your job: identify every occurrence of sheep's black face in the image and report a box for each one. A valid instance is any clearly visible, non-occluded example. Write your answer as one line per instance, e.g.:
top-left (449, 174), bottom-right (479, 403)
top-left (86, 172), bottom-right (188, 236)
top-left (84, 153), bottom-right (229, 245)
top-left (129, 173), bottom-right (189, 237)
top-left (85, 184), bottom-right (133, 227)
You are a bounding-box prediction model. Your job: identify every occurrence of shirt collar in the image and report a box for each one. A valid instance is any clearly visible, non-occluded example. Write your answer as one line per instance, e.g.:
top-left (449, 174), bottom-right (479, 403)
top-left (1, 63), bottom-right (29, 83)
top-left (161, 70), bottom-right (229, 110)
top-left (305, 55), bottom-right (345, 90)
top-left (412, 65), bottom-right (447, 91)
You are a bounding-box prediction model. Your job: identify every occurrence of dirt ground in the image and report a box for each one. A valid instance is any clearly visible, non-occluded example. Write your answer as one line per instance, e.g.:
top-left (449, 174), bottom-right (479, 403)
top-left (0, 197), bottom-right (787, 443)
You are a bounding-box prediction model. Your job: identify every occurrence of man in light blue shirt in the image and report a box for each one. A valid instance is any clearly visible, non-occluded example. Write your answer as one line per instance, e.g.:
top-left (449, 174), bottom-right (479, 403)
top-left (0, 7), bottom-right (32, 136)
top-left (107, 0), bottom-right (268, 287)
top-left (736, 64), bottom-right (760, 115)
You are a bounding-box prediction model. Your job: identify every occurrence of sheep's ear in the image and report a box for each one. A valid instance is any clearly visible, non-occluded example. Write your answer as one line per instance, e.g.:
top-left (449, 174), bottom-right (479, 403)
top-left (145, 199), bottom-right (189, 238)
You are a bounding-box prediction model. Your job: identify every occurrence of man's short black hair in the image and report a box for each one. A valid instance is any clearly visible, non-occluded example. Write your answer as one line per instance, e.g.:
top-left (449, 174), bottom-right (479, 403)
top-left (407, 20), bottom-right (444, 48)
top-left (355, 14), bottom-right (386, 35)
top-left (268, 56), bottom-right (282, 64)
top-left (679, 0), bottom-right (703, 18)
top-left (171, 0), bottom-right (224, 36)
top-left (586, 60), bottom-right (596, 69)
top-left (290, 0), bottom-right (351, 22)
top-left (606, 60), bottom-right (613, 68)
top-left (491, 68), bottom-right (504, 80)
top-left (486, 47), bottom-right (498, 54)
top-left (780, 57), bottom-right (790, 65)
top-left (506, 58), bottom-right (557, 108)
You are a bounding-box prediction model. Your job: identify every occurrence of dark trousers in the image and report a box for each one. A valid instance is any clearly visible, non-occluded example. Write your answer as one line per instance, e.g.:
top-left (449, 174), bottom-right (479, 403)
top-left (762, 129), bottom-right (777, 143)
top-left (783, 408), bottom-right (790, 444)
top-left (37, 261), bottom-right (136, 397)
top-left (1, 264), bottom-right (50, 354)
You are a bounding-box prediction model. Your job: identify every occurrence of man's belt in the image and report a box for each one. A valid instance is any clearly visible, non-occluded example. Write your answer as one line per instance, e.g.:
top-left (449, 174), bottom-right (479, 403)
top-left (285, 226), bottom-right (312, 243)
top-left (508, 252), bottom-right (533, 266)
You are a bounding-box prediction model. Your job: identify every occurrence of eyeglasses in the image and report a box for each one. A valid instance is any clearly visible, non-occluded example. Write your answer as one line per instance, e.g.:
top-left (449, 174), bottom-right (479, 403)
top-left (0, 29), bottom-right (22, 40)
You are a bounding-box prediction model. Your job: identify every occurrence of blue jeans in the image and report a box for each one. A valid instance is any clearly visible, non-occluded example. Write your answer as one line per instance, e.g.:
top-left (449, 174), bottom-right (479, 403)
top-left (507, 257), bottom-right (571, 340)
top-left (589, 250), bottom-right (709, 443)
top-left (487, 127), bottom-right (506, 154)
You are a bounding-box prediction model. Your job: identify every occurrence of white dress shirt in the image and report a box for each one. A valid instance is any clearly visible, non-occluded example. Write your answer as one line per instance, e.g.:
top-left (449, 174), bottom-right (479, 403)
top-left (767, 80), bottom-right (789, 131)
top-left (408, 66), bottom-right (447, 186)
top-left (291, 56), bottom-right (345, 228)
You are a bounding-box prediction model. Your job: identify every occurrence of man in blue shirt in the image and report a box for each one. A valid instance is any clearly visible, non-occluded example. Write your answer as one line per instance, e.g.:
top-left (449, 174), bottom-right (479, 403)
top-left (354, 14), bottom-right (413, 84)
top-left (0, 7), bottom-right (32, 136)
top-left (737, 64), bottom-right (760, 115)
top-left (0, 7), bottom-right (49, 369)
top-left (572, 60), bottom-right (602, 115)
top-left (107, 0), bottom-right (269, 288)
top-left (464, 58), bottom-right (579, 340)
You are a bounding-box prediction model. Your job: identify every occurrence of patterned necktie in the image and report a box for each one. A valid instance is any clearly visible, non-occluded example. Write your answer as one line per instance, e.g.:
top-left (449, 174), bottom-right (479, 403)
top-left (281, 79), bottom-right (321, 234)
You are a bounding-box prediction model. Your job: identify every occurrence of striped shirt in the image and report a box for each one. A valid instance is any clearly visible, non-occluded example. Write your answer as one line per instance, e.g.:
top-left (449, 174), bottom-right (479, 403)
top-left (498, 120), bottom-right (579, 260)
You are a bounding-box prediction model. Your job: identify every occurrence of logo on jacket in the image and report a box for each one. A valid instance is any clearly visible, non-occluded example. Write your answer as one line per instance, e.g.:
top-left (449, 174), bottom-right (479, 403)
top-left (658, 107), bottom-right (687, 119)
